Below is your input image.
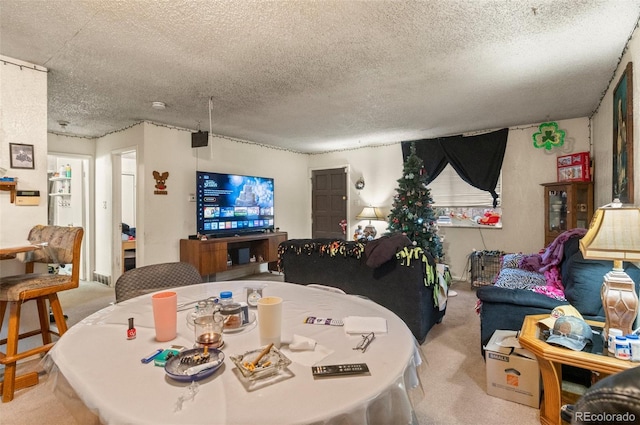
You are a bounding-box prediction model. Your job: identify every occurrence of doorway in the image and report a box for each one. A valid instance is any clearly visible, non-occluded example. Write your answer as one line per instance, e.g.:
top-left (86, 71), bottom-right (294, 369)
top-left (47, 154), bottom-right (91, 281)
top-left (113, 150), bottom-right (137, 280)
top-left (311, 167), bottom-right (348, 239)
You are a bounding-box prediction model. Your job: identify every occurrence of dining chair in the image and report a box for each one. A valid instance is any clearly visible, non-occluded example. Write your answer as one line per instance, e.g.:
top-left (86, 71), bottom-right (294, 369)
top-left (114, 262), bottom-right (203, 303)
top-left (0, 225), bottom-right (84, 402)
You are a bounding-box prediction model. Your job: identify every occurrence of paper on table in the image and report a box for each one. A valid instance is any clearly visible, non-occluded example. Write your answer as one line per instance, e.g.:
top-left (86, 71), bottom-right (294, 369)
top-left (288, 334), bottom-right (317, 351)
top-left (280, 343), bottom-right (333, 367)
top-left (343, 316), bottom-right (388, 334)
top-left (279, 334), bottom-right (332, 367)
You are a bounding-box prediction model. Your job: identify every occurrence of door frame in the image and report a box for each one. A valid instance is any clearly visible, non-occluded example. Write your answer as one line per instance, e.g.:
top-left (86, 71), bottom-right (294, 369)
top-left (48, 152), bottom-right (93, 281)
top-left (308, 164), bottom-right (351, 238)
top-left (111, 148), bottom-right (137, 283)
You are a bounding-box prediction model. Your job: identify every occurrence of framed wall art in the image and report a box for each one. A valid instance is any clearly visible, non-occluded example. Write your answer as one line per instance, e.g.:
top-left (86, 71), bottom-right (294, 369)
top-left (9, 143), bottom-right (35, 169)
top-left (613, 62), bottom-right (633, 203)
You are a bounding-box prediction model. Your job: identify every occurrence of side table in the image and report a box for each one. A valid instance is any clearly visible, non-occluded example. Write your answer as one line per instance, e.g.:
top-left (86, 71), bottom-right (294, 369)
top-left (519, 314), bottom-right (639, 425)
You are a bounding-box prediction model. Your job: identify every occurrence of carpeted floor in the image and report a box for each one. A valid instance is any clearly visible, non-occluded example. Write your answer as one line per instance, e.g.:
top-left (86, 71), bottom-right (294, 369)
top-left (1, 275), bottom-right (541, 425)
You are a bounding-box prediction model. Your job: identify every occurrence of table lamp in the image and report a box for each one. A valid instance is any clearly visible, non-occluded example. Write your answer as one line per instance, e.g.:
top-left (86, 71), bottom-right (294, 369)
top-left (579, 199), bottom-right (640, 336)
top-left (356, 206), bottom-right (383, 238)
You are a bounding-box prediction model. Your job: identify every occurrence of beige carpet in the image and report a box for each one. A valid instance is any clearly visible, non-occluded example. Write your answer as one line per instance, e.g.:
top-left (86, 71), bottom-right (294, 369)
top-left (1, 275), bottom-right (541, 425)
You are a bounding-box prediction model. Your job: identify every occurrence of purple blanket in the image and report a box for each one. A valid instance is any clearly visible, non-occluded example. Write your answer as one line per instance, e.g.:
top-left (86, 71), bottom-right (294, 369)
top-left (519, 228), bottom-right (587, 273)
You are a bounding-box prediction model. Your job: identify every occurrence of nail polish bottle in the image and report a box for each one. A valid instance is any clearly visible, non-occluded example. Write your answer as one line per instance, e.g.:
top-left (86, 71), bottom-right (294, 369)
top-left (127, 317), bottom-right (136, 340)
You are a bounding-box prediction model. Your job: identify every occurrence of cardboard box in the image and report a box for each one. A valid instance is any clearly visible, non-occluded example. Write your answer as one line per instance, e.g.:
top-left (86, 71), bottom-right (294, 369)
top-left (557, 151), bottom-right (591, 182)
top-left (484, 330), bottom-right (541, 408)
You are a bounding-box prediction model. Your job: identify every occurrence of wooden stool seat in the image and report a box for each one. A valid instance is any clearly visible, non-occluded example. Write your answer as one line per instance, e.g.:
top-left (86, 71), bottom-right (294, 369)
top-left (0, 225), bottom-right (83, 402)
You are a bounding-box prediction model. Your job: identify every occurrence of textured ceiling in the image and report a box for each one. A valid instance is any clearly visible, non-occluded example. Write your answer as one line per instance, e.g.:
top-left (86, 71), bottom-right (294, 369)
top-left (1, 0), bottom-right (640, 153)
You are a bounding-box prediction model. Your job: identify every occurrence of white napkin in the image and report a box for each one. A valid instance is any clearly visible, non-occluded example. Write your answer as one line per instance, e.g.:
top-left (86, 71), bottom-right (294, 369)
top-left (287, 334), bottom-right (317, 351)
top-left (280, 334), bottom-right (333, 367)
top-left (343, 316), bottom-right (388, 334)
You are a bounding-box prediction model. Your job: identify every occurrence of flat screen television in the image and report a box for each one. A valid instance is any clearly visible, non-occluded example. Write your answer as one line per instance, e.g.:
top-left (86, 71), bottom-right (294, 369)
top-left (196, 171), bottom-right (275, 237)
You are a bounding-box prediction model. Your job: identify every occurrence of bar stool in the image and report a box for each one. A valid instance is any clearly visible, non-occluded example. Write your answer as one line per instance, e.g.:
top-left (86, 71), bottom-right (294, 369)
top-left (0, 225), bottom-right (83, 402)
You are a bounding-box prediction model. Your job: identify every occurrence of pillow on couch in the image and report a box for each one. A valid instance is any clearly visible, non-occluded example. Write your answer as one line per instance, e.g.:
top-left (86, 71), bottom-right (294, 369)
top-left (365, 234), bottom-right (413, 268)
top-left (500, 253), bottom-right (526, 269)
top-left (563, 251), bottom-right (640, 317)
top-left (493, 267), bottom-right (547, 290)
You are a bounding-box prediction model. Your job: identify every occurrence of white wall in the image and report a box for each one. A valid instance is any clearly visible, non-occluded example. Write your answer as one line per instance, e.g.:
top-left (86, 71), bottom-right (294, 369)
top-left (139, 123), bottom-right (310, 266)
top-left (89, 122), bottom-right (310, 279)
top-left (0, 56), bottom-right (48, 350)
top-left (309, 118), bottom-right (591, 278)
top-left (94, 124), bottom-right (143, 276)
top-left (591, 30), bottom-right (640, 206)
top-left (0, 56), bottom-right (48, 273)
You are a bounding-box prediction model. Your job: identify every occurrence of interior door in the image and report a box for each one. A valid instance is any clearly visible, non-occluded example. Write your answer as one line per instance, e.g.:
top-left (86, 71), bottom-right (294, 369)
top-left (312, 168), bottom-right (347, 239)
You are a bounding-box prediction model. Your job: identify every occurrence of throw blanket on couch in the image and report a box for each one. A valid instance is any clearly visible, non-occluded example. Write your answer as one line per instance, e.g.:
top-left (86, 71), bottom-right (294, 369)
top-left (492, 229), bottom-right (588, 301)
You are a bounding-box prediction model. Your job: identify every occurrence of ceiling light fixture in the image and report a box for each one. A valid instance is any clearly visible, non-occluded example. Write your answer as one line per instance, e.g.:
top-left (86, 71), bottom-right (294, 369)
top-left (151, 101), bottom-right (166, 110)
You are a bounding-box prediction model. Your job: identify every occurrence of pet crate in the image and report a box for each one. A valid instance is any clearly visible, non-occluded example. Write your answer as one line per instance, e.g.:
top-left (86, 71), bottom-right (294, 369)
top-left (470, 250), bottom-right (504, 288)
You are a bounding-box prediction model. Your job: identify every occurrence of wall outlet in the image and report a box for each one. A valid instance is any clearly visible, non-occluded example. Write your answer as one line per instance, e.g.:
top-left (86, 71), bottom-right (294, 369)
top-left (188, 194), bottom-right (196, 202)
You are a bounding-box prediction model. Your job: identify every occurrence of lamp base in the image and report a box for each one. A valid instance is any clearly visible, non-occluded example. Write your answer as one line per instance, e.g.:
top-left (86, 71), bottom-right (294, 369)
top-left (363, 225), bottom-right (377, 239)
top-left (601, 269), bottom-right (638, 337)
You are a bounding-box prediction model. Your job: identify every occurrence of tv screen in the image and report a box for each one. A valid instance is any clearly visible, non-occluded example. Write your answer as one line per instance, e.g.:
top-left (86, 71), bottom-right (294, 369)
top-left (196, 171), bottom-right (274, 237)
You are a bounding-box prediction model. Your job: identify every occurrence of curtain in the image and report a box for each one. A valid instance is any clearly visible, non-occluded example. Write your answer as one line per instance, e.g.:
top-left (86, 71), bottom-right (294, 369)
top-left (401, 128), bottom-right (509, 207)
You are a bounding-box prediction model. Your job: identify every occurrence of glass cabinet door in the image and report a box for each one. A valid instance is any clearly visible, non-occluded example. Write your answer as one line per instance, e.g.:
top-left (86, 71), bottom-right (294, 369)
top-left (547, 188), bottom-right (567, 233)
top-left (574, 186), bottom-right (590, 229)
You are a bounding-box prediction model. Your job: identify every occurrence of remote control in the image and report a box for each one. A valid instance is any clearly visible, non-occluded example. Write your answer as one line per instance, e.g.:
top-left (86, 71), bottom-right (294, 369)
top-left (312, 363), bottom-right (370, 377)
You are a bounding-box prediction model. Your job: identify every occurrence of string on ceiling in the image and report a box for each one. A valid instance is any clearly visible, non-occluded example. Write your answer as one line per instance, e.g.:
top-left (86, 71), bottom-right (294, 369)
top-left (1, 58), bottom-right (47, 73)
top-left (589, 13), bottom-right (640, 118)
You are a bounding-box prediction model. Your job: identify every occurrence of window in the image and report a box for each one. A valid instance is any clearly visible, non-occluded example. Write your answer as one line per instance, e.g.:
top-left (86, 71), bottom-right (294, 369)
top-left (429, 164), bottom-right (502, 207)
top-left (430, 165), bottom-right (503, 228)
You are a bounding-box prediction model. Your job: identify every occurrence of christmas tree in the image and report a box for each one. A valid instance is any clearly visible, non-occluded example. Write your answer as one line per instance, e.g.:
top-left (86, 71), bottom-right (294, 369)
top-left (387, 143), bottom-right (444, 261)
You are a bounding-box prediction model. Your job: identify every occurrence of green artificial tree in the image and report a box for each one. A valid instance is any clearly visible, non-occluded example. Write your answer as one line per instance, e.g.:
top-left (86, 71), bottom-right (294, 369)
top-left (387, 143), bottom-right (444, 261)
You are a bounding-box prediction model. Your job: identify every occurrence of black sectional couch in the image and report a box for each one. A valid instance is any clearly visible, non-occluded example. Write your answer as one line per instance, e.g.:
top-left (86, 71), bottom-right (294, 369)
top-left (277, 238), bottom-right (446, 343)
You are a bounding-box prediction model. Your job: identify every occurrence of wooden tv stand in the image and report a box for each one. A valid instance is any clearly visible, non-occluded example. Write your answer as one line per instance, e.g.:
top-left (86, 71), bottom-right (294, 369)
top-left (180, 232), bottom-right (287, 278)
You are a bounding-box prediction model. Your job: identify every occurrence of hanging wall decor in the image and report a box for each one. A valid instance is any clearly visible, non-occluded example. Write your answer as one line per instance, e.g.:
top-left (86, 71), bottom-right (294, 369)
top-left (9, 143), bottom-right (35, 169)
top-left (532, 122), bottom-right (565, 150)
top-left (613, 62), bottom-right (633, 203)
top-left (152, 171), bottom-right (169, 195)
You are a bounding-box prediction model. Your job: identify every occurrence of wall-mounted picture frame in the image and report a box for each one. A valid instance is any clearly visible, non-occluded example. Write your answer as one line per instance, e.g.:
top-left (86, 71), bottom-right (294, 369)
top-left (613, 62), bottom-right (633, 203)
top-left (9, 143), bottom-right (35, 169)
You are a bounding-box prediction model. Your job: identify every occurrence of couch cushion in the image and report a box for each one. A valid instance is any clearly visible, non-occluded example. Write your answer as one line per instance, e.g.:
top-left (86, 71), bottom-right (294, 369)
top-left (563, 251), bottom-right (640, 316)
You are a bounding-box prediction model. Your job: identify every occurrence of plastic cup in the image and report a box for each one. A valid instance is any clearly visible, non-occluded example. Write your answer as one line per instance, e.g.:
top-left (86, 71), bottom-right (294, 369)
top-left (151, 291), bottom-right (177, 342)
top-left (257, 296), bottom-right (283, 348)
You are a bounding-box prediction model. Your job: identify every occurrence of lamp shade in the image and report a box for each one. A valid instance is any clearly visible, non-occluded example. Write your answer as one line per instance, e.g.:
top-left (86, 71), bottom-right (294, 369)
top-left (356, 207), bottom-right (383, 221)
top-left (579, 201), bottom-right (640, 262)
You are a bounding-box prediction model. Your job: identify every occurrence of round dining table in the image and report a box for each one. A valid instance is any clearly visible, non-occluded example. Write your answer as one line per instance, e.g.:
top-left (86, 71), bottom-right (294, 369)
top-left (45, 280), bottom-right (424, 425)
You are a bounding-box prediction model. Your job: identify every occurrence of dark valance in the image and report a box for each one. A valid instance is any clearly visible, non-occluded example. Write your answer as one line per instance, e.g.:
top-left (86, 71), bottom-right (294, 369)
top-left (401, 128), bottom-right (509, 207)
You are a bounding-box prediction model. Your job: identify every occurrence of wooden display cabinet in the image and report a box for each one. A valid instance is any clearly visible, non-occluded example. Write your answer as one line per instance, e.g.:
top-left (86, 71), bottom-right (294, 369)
top-left (180, 232), bottom-right (287, 278)
top-left (541, 182), bottom-right (593, 246)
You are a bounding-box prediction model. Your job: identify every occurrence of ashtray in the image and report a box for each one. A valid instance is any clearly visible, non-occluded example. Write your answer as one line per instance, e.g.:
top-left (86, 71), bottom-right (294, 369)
top-left (230, 345), bottom-right (292, 381)
top-left (164, 347), bottom-right (224, 382)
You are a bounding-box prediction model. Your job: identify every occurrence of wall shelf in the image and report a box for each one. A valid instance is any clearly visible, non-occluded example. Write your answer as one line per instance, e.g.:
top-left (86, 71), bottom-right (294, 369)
top-left (49, 176), bottom-right (71, 198)
top-left (0, 181), bottom-right (17, 203)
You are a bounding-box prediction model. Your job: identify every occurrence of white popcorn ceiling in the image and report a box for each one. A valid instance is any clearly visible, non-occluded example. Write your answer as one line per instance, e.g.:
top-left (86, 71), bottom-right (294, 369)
top-left (1, 0), bottom-right (639, 153)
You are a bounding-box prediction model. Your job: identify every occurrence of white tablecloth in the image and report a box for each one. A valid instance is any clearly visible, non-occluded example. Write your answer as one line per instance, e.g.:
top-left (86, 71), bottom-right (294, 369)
top-left (46, 281), bottom-right (424, 425)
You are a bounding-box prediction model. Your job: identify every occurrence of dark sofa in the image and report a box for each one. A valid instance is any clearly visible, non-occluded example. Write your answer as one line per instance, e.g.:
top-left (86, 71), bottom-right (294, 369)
top-left (278, 238), bottom-right (446, 343)
top-left (476, 234), bottom-right (640, 351)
